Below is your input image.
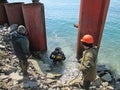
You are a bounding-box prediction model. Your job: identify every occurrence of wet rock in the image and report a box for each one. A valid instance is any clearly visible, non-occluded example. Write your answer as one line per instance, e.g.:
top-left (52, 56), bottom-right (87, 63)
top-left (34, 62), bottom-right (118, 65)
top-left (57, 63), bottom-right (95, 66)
top-left (8, 24), bottom-right (18, 33)
top-left (39, 60), bottom-right (51, 72)
top-left (91, 75), bottom-right (101, 87)
top-left (115, 81), bottom-right (120, 89)
top-left (101, 72), bottom-right (112, 82)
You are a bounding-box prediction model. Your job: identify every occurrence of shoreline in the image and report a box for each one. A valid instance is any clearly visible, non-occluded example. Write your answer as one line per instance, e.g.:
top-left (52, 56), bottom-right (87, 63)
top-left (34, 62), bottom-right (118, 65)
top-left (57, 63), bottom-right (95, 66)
top-left (0, 24), bottom-right (120, 89)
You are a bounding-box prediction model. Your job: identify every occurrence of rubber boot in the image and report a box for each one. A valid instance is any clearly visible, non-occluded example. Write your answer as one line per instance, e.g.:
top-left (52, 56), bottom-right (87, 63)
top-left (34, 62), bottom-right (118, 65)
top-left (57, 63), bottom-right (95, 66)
top-left (83, 80), bottom-right (91, 90)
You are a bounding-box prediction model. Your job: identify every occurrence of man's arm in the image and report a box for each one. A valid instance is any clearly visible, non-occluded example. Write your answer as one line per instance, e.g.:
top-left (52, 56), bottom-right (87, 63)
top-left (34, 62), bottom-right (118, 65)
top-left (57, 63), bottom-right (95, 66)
top-left (78, 52), bottom-right (94, 72)
top-left (20, 37), bottom-right (31, 57)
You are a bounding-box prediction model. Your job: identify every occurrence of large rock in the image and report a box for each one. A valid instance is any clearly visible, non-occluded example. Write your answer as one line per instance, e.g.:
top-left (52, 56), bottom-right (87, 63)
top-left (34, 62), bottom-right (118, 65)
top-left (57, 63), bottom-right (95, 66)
top-left (9, 72), bottom-right (23, 81)
top-left (8, 24), bottom-right (18, 33)
top-left (0, 75), bottom-right (8, 80)
top-left (101, 72), bottom-right (112, 82)
top-left (28, 81), bottom-right (39, 88)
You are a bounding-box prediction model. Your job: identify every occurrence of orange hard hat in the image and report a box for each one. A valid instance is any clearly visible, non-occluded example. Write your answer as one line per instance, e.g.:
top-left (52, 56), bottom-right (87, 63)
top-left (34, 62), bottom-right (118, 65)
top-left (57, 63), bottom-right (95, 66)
top-left (81, 34), bottom-right (94, 44)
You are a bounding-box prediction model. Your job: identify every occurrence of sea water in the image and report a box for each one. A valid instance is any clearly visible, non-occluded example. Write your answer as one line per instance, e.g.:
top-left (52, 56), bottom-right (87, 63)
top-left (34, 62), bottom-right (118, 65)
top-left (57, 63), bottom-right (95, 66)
top-left (9, 0), bottom-right (120, 77)
top-left (41, 0), bottom-right (120, 77)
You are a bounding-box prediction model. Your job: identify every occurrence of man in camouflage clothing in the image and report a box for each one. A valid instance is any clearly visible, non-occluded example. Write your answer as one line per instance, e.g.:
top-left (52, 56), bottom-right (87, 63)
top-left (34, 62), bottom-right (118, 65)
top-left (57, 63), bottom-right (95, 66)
top-left (11, 25), bottom-right (32, 76)
top-left (78, 34), bottom-right (98, 90)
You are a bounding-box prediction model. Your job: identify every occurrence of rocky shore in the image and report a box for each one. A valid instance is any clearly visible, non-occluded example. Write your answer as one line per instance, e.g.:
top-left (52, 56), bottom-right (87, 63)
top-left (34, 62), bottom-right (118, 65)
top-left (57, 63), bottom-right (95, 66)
top-left (0, 24), bottom-right (120, 90)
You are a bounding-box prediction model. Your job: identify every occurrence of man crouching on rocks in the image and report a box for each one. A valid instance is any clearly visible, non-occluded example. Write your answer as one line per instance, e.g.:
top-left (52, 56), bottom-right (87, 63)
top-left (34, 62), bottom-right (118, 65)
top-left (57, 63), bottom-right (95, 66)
top-left (78, 34), bottom-right (98, 90)
top-left (11, 25), bottom-right (32, 76)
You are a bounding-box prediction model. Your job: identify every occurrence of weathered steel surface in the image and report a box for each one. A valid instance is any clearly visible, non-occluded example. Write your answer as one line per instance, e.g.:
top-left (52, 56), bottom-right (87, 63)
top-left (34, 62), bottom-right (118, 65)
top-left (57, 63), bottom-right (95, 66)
top-left (4, 3), bottom-right (25, 25)
top-left (22, 3), bottom-right (47, 51)
top-left (76, 0), bottom-right (110, 59)
top-left (0, 3), bottom-right (8, 24)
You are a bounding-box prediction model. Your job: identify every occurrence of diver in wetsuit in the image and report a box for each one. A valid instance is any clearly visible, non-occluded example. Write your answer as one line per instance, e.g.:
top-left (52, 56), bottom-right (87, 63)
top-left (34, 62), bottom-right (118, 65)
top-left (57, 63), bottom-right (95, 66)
top-left (50, 47), bottom-right (66, 64)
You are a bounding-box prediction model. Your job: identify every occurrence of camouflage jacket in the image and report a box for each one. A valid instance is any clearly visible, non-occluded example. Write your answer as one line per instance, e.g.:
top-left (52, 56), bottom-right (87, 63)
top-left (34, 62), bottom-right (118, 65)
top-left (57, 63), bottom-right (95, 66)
top-left (78, 46), bottom-right (98, 81)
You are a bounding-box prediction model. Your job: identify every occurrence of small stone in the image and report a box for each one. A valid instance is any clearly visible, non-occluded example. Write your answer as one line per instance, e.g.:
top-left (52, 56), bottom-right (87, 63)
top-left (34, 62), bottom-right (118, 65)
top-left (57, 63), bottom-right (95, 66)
top-left (0, 45), bottom-right (5, 49)
top-left (0, 75), bottom-right (8, 80)
top-left (43, 85), bottom-right (48, 90)
top-left (9, 72), bottom-right (23, 81)
top-left (102, 82), bottom-right (109, 87)
top-left (106, 86), bottom-right (114, 90)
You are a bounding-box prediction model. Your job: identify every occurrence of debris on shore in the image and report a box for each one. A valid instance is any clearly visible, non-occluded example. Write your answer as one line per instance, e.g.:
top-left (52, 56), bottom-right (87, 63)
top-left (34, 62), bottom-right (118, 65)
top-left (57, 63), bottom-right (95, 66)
top-left (0, 24), bottom-right (120, 90)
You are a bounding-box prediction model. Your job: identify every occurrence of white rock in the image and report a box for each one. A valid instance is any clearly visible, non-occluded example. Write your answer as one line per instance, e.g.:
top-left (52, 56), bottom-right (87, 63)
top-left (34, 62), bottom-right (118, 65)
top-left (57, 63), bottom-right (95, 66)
top-left (0, 44), bottom-right (5, 49)
top-left (102, 82), bottom-right (109, 87)
top-left (9, 72), bottom-right (23, 80)
top-left (106, 86), bottom-right (114, 90)
top-left (0, 75), bottom-right (8, 80)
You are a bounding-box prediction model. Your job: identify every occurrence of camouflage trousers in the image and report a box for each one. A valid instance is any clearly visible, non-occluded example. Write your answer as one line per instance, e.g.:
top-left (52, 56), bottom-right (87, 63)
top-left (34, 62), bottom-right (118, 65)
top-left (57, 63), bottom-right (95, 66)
top-left (19, 59), bottom-right (28, 76)
top-left (83, 80), bottom-right (91, 90)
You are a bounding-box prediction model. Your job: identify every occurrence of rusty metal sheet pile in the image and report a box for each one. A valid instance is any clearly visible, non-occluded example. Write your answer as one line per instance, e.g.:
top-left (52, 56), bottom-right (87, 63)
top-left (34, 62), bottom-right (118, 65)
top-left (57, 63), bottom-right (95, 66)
top-left (0, 3), bottom-right (8, 24)
top-left (22, 3), bottom-right (47, 51)
top-left (4, 3), bottom-right (25, 25)
top-left (76, 0), bottom-right (110, 59)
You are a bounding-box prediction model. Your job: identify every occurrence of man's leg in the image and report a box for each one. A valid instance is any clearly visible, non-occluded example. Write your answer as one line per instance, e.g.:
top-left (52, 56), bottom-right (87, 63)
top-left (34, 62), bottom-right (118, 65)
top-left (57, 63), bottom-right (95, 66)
top-left (22, 59), bottom-right (29, 76)
top-left (19, 59), bottom-right (28, 76)
top-left (19, 60), bottom-right (23, 72)
top-left (83, 80), bottom-right (91, 90)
